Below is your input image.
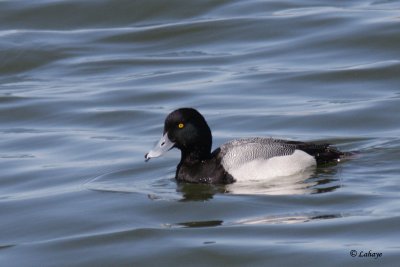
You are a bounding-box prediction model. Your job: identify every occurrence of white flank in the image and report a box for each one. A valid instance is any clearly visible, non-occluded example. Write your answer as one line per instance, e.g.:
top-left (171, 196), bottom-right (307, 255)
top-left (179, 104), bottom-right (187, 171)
top-left (223, 149), bottom-right (317, 181)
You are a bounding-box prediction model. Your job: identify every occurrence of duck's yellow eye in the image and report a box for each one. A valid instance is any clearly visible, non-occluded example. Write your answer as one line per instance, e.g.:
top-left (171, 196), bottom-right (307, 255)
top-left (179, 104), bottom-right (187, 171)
top-left (178, 123), bottom-right (184, 129)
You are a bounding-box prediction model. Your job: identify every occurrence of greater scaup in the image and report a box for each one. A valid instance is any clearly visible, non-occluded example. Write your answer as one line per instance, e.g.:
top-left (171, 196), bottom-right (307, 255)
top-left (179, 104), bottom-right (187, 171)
top-left (145, 108), bottom-right (346, 184)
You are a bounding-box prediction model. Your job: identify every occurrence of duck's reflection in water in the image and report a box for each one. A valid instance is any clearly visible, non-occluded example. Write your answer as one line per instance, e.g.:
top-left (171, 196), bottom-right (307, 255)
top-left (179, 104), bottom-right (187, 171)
top-left (168, 213), bottom-right (342, 228)
top-left (178, 166), bottom-right (340, 200)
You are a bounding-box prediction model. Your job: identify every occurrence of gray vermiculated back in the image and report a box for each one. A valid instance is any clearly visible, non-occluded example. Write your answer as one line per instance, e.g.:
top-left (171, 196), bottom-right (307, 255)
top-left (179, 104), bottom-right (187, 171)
top-left (219, 138), bottom-right (296, 170)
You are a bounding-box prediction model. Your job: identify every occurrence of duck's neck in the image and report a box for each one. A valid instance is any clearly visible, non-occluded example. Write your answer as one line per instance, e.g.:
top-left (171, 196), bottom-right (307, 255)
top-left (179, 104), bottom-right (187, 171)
top-left (181, 144), bottom-right (211, 163)
top-left (180, 122), bottom-right (213, 163)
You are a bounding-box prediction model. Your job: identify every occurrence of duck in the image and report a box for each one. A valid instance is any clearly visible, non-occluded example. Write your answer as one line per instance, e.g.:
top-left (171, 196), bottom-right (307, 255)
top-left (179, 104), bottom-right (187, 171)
top-left (145, 108), bottom-right (346, 184)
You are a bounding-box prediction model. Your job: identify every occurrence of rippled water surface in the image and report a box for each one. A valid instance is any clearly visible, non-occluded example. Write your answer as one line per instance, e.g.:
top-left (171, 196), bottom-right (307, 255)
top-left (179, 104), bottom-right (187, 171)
top-left (1, 0), bottom-right (400, 266)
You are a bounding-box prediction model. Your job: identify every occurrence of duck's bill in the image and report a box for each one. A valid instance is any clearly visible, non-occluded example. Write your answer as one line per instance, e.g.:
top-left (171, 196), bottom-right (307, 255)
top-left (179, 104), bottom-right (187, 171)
top-left (145, 133), bottom-right (175, 162)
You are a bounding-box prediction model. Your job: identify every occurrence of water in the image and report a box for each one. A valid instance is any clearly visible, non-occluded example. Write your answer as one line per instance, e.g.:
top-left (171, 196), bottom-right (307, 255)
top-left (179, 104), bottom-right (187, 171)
top-left (1, 0), bottom-right (400, 266)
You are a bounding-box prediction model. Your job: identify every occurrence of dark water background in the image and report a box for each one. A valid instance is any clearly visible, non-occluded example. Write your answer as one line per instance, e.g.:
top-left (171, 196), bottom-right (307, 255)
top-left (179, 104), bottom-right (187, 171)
top-left (1, 0), bottom-right (400, 266)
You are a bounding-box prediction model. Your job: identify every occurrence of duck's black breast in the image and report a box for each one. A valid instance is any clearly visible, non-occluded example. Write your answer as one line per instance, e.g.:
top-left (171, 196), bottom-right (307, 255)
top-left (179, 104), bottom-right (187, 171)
top-left (175, 148), bottom-right (235, 184)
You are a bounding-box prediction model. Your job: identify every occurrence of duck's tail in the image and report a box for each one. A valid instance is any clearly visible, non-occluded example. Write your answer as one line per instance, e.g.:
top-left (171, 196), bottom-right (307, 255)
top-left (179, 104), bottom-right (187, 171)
top-left (294, 142), bottom-right (356, 165)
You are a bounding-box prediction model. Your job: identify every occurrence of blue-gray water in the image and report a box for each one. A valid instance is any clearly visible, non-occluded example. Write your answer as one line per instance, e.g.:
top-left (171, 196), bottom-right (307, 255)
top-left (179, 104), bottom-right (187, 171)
top-left (1, 0), bottom-right (400, 266)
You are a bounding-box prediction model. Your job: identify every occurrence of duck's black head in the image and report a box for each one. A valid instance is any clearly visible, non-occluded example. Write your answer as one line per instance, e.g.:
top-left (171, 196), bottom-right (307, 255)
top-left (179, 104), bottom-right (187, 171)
top-left (145, 108), bottom-right (212, 161)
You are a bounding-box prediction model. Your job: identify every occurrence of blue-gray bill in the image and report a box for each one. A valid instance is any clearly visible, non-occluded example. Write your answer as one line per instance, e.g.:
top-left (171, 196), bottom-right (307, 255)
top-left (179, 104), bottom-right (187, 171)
top-left (145, 132), bottom-right (175, 162)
